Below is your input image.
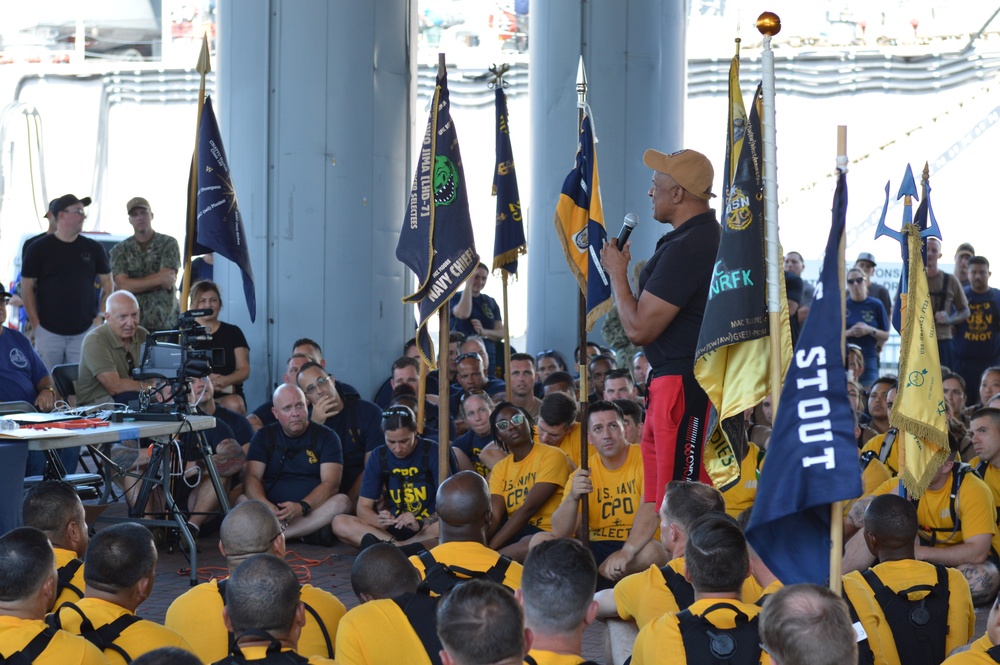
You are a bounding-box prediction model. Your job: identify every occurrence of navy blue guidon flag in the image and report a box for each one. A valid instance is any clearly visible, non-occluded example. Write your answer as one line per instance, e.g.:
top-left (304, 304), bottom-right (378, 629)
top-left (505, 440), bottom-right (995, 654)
top-left (553, 111), bottom-right (612, 330)
top-left (492, 86), bottom-right (526, 276)
top-left (195, 96), bottom-right (256, 322)
top-left (745, 168), bottom-right (863, 584)
top-left (396, 67), bottom-right (479, 366)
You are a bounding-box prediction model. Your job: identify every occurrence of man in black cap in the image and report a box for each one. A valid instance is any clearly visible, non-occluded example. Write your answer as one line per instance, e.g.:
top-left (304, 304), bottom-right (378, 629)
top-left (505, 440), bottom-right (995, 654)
top-left (20, 194), bottom-right (112, 369)
top-left (600, 147), bottom-right (721, 577)
top-left (853, 252), bottom-right (892, 316)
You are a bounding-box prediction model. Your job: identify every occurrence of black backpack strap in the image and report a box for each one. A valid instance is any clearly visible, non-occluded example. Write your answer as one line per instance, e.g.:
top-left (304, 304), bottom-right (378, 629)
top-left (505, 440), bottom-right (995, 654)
top-left (840, 589), bottom-right (875, 665)
top-left (379, 446), bottom-right (391, 505)
top-left (86, 613), bottom-right (143, 663)
top-left (987, 644), bottom-right (1000, 663)
top-left (394, 592), bottom-right (444, 665)
top-left (3, 625), bottom-right (58, 665)
top-left (658, 564), bottom-right (695, 610)
top-left (859, 450), bottom-right (877, 472)
top-left (483, 555), bottom-right (514, 586)
top-left (301, 601), bottom-right (334, 659)
top-left (877, 430), bottom-right (897, 466)
top-left (56, 558), bottom-right (85, 601)
top-left (916, 464), bottom-right (969, 547)
top-left (675, 602), bottom-right (762, 665)
top-left (228, 631), bottom-right (310, 664)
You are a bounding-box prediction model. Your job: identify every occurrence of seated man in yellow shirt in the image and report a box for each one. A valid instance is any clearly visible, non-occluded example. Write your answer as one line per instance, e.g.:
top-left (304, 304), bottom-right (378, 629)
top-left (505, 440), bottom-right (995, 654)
top-left (20, 480), bottom-right (89, 611)
top-left (165, 500), bottom-right (345, 662)
top-left (49, 523), bottom-right (194, 664)
top-left (538, 401), bottom-right (665, 587)
top-left (0, 527), bottom-right (107, 665)
top-left (409, 471), bottom-right (523, 593)
top-left (844, 494), bottom-right (975, 664)
top-left (221, 554), bottom-right (334, 664)
top-left (335, 543), bottom-right (436, 665)
top-left (437, 579), bottom-right (529, 665)
top-left (630, 513), bottom-right (767, 664)
top-left (519, 538), bottom-right (599, 665)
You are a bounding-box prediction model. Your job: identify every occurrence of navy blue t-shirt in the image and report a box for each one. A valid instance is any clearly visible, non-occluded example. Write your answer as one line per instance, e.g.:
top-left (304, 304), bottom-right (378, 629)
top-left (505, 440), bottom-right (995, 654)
top-left (359, 438), bottom-right (457, 519)
top-left (452, 428), bottom-right (493, 478)
top-left (247, 421), bottom-right (343, 504)
top-left (954, 287), bottom-right (1000, 360)
top-left (846, 296), bottom-right (889, 364)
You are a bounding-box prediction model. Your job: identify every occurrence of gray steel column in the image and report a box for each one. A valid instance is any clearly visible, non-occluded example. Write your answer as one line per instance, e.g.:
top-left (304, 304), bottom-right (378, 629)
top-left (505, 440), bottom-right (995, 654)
top-left (217, 0), bottom-right (414, 404)
top-left (527, 0), bottom-right (687, 359)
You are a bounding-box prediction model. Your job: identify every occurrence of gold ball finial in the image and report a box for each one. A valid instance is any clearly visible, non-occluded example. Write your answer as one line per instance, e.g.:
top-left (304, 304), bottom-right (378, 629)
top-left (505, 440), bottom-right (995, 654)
top-left (756, 12), bottom-right (781, 37)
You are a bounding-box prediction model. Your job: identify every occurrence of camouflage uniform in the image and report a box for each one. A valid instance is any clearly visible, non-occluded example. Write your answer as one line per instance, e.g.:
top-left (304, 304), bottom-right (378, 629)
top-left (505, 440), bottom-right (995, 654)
top-left (109, 233), bottom-right (180, 332)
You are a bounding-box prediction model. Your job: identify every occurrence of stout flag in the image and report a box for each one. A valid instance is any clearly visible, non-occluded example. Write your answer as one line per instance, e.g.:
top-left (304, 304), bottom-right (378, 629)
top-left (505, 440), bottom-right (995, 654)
top-left (492, 86), bottom-right (526, 276)
top-left (746, 168), bottom-right (863, 584)
top-left (195, 96), bottom-right (256, 322)
top-left (695, 54), bottom-right (791, 491)
top-left (554, 112), bottom-right (612, 330)
top-left (396, 67), bottom-right (479, 366)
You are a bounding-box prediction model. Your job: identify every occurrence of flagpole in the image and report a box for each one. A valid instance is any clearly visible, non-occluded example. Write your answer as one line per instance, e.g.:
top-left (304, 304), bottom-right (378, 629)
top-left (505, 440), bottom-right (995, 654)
top-left (829, 125), bottom-right (849, 594)
top-left (576, 56), bottom-right (590, 544)
top-left (181, 34), bottom-right (211, 310)
top-left (757, 12), bottom-right (783, 417)
top-left (436, 52), bottom-right (452, 485)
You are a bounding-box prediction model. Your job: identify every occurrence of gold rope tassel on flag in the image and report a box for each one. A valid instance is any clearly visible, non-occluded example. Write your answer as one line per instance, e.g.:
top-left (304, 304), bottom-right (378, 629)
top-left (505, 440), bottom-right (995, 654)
top-left (891, 223), bottom-right (950, 497)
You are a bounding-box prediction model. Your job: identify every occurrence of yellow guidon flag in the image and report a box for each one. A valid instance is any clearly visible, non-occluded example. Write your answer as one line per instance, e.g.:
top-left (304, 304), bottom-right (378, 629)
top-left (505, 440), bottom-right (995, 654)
top-left (891, 223), bottom-right (950, 498)
top-left (695, 50), bottom-right (792, 491)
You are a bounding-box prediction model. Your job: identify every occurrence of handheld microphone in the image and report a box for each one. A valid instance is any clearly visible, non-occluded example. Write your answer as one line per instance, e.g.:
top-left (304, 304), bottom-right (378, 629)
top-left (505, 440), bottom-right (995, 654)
top-left (617, 213), bottom-right (639, 248)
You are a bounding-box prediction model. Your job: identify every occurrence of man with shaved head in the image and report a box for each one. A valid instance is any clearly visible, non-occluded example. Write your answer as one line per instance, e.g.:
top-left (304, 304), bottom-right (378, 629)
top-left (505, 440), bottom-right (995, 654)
top-left (844, 494), bottom-right (975, 664)
top-left (77, 289), bottom-right (152, 405)
top-left (165, 500), bottom-right (345, 663)
top-left (241, 384), bottom-right (351, 544)
top-left (409, 470), bottom-right (524, 591)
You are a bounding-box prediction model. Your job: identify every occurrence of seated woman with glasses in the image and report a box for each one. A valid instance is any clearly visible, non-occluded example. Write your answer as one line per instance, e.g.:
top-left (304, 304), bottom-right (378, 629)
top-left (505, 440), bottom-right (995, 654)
top-left (453, 391), bottom-right (496, 477)
top-left (487, 402), bottom-right (573, 562)
top-left (332, 405), bottom-right (457, 550)
top-left (845, 267), bottom-right (889, 388)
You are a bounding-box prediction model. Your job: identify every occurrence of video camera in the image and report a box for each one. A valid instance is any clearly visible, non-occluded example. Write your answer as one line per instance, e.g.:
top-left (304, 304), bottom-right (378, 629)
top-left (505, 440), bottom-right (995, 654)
top-left (132, 309), bottom-right (224, 382)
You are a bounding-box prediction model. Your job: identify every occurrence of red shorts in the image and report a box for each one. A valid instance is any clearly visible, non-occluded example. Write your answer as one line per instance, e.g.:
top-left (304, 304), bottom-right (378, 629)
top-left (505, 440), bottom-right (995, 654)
top-left (641, 373), bottom-right (711, 508)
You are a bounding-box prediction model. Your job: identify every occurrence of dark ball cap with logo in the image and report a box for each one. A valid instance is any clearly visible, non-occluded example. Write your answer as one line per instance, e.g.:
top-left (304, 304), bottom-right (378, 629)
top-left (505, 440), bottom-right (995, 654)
top-left (642, 148), bottom-right (716, 200)
top-left (49, 194), bottom-right (92, 216)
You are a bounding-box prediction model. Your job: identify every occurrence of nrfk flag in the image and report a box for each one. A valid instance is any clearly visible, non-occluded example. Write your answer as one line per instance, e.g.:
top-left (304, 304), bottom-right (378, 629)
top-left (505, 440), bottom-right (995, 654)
top-left (746, 168), bottom-right (863, 585)
top-left (891, 198), bottom-right (949, 497)
top-left (695, 56), bottom-right (791, 491)
top-left (396, 67), bottom-right (479, 366)
top-left (553, 112), bottom-right (612, 330)
top-left (492, 86), bottom-right (526, 276)
top-left (195, 96), bottom-right (256, 322)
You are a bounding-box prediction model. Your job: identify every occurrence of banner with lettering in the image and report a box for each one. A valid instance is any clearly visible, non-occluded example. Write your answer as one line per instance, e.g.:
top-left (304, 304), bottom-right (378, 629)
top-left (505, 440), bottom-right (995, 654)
top-left (396, 67), bottom-right (479, 366)
top-left (492, 86), bottom-right (526, 277)
top-left (746, 167), bottom-right (863, 585)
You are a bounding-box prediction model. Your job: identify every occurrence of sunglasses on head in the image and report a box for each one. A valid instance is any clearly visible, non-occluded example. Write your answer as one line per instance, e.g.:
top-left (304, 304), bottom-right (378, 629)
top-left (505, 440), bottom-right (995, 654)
top-left (496, 413), bottom-right (525, 431)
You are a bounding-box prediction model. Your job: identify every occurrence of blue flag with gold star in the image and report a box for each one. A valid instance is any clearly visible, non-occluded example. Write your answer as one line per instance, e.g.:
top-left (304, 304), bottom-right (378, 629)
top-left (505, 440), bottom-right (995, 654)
top-left (196, 96), bottom-right (256, 322)
top-left (396, 68), bottom-right (479, 366)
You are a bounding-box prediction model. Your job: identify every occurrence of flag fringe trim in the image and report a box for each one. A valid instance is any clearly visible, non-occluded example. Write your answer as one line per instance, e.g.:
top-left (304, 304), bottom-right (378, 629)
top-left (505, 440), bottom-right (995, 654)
top-left (902, 445), bottom-right (950, 497)
top-left (586, 298), bottom-right (613, 332)
top-left (492, 246), bottom-right (526, 273)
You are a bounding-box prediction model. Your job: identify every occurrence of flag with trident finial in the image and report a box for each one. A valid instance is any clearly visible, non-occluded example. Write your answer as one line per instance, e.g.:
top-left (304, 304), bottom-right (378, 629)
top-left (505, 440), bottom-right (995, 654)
top-left (876, 165), bottom-right (949, 497)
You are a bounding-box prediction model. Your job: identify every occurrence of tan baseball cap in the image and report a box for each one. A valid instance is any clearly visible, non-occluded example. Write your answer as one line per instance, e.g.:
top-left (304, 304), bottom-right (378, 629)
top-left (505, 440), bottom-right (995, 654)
top-left (643, 148), bottom-right (716, 200)
top-left (126, 197), bottom-right (151, 214)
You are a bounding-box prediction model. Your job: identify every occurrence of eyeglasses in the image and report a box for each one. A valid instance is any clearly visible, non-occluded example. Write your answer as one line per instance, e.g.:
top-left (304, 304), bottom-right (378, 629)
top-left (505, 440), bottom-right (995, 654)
top-left (270, 520), bottom-right (287, 544)
top-left (456, 352), bottom-right (482, 363)
top-left (125, 351), bottom-right (135, 373)
top-left (846, 278), bottom-right (864, 285)
top-left (303, 375), bottom-right (332, 395)
top-left (496, 413), bottom-right (525, 431)
top-left (382, 405), bottom-right (416, 426)
top-left (63, 208), bottom-right (86, 216)
top-left (460, 389), bottom-right (487, 403)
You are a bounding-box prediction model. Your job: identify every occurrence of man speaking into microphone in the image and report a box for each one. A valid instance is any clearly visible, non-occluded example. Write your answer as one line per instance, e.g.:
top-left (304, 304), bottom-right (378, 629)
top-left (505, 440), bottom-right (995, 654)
top-left (600, 146), bottom-right (720, 516)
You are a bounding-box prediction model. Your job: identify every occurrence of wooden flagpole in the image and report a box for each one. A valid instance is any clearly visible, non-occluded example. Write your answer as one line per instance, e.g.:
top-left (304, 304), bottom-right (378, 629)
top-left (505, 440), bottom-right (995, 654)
top-left (576, 56), bottom-right (590, 544)
top-left (829, 125), bottom-right (848, 593)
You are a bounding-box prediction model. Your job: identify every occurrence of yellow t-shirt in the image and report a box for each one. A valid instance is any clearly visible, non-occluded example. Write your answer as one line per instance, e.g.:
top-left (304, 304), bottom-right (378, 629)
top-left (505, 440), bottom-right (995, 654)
top-left (53, 547), bottom-right (86, 611)
top-left (845, 559), bottom-right (975, 664)
top-left (631, 598), bottom-right (769, 665)
top-left (970, 632), bottom-right (994, 652)
top-left (335, 599), bottom-right (432, 665)
top-left (611, 557), bottom-right (762, 629)
top-left (969, 457), bottom-right (1000, 509)
top-left (535, 423), bottom-right (593, 469)
top-left (561, 444), bottom-right (644, 541)
top-left (53, 597), bottom-right (193, 665)
top-left (941, 651), bottom-right (1000, 664)
top-left (489, 443), bottom-right (573, 532)
top-left (861, 431), bottom-right (899, 475)
top-left (874, 466), bottom-right (1000, 555)
top-left (164, 577), bottom-right (346, 663)
top-left (409, 540), bottom-right (524, 591)
top-left (721, 442), bottom-right (763, 517)
top-left (526, 650), bottom-right (586, 665)
top-left (843, 451), bottom-right (893, 520)
top-left (0, 615), bottom-right (108, 665)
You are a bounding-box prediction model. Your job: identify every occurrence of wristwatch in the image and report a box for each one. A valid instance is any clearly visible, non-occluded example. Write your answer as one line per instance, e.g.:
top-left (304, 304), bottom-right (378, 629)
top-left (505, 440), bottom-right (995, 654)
top-left (298, 500), bottom-right (312, 516)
